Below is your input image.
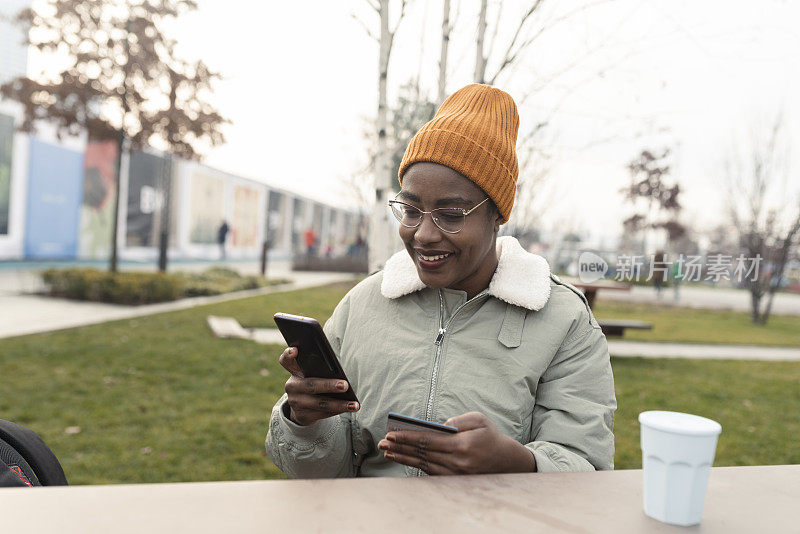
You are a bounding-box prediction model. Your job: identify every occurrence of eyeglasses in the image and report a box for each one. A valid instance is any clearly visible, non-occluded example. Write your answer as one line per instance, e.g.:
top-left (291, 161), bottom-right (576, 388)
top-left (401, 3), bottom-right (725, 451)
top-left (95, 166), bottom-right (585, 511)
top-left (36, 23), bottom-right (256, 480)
top-left (388, 195), bottom-right (490, 234)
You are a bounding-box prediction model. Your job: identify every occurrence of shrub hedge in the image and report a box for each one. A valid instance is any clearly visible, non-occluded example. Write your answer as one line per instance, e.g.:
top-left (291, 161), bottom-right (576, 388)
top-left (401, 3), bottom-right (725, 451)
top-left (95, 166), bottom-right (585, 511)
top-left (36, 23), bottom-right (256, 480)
top-left (180, 266), bottom-right (262, 297)
top-left (41, 267), bottom-right (286, 305)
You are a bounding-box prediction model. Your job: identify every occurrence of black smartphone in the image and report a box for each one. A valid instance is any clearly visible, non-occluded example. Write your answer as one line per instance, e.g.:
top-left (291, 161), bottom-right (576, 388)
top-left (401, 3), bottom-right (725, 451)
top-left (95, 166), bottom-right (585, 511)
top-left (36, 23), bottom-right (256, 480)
top-left (273, 312), bottom-right (358, 403)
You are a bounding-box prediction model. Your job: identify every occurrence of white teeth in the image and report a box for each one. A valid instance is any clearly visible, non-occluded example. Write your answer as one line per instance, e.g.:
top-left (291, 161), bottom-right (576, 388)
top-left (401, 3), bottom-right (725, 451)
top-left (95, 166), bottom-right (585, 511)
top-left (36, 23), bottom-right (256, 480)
top-left (420, 253), bottom-right (451, 261)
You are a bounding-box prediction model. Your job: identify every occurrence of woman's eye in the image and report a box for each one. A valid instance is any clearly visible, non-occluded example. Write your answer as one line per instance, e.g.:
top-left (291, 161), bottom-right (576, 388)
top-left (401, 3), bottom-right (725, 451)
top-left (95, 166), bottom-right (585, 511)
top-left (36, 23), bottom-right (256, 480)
top-left (438, 211), bottom-right (463, 222)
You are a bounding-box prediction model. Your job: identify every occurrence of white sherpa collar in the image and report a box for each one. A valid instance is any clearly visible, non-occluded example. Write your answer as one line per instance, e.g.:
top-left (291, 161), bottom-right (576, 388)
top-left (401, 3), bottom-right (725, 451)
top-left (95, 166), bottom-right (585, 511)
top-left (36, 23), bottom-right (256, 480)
top-left (380, 235), bottom-right (552, 311)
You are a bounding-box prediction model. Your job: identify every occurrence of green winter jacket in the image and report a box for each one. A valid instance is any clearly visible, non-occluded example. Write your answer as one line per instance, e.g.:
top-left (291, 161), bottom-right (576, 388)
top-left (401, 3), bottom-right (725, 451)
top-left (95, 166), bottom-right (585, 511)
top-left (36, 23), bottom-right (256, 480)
top-left (265, 236), bottom-right (616, 477)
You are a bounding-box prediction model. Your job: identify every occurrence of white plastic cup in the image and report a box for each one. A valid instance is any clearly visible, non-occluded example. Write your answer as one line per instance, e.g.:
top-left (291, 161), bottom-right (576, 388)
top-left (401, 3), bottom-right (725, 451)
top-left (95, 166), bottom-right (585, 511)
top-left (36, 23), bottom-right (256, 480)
top-left (639, 411), bottom-right (722, 527)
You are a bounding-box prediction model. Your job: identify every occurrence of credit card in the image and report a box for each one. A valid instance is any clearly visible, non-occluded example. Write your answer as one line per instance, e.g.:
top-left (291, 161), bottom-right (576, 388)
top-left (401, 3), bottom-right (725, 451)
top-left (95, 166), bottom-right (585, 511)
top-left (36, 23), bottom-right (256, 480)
top-left (386, 412), bottom-right (458, 435)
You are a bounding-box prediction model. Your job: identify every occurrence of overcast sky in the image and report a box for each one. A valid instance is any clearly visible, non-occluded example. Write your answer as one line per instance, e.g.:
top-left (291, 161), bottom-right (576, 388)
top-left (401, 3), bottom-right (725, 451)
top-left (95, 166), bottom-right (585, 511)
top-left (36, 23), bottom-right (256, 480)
top-left (113, 1), bottom-right (800, 246)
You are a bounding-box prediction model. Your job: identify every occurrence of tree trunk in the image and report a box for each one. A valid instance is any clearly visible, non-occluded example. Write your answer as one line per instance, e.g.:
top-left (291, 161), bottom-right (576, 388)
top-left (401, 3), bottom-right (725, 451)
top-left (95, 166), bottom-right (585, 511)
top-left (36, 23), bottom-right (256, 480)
top-left (157, 152), bottom-right (173, 272)
top-left (109, 129), bottom-right (124, 273)
top-left (762, 285), bottom-right (777, 324)
top-left (750, 288), bottom-right (762, 324)
top-left (437, 0), bottom-right (451, 106)
top-left (368, 0), bottom-right (398, 272)
top-left (474, 0), bottom-right (488, 83)
top-left (110, 18), bottom-right (132, 273)
top-left (759, 217), bottom-right (800, 324)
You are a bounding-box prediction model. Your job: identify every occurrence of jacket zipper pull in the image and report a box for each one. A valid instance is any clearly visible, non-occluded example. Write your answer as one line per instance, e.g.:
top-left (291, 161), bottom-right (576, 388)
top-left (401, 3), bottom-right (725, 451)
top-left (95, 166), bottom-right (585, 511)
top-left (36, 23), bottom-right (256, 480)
top-left (434, 328), bottom-right (445, 346)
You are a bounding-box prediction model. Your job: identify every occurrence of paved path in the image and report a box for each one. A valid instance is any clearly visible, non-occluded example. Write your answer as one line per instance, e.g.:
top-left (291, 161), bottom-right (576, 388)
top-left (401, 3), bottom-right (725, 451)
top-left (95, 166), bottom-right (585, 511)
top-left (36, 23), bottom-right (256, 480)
top-left (596, 284), bottom-right (800, 316)
top-left (0, 268), bottom-right (356, 340)
top-left (3, 260), bottom-right (799, 361)
top-left (607, 340), bottom-right (800, 361)
top-left (234, 327), bottom-right (800, 361)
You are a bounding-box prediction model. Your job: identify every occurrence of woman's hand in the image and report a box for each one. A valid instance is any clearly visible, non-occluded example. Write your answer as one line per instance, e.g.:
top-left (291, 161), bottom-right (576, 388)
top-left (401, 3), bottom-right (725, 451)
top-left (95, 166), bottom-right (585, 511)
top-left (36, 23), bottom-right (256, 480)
top-left (377, 411), bottom-right (536, 475)
top-left (278, 346), bottom-right (360, 426)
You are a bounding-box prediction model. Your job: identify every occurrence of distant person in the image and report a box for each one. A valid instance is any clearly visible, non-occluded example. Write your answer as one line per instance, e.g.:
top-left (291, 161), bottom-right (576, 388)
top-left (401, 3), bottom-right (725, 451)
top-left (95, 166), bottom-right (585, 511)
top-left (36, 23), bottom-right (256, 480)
top-left (217, 220), bottom-right (229, 260)
top-left (347, 235), bottom-right (366, 258)
top-left (652, 250), bottom-right (666, 299)
top-left (672, 259), bottom-right (683, 301)
top-left (354, 235), bottom-right (365, 257)
top-left (265, 84), bottom-right (615, 478)
top-left (303, 228), bottom-right (317, 256)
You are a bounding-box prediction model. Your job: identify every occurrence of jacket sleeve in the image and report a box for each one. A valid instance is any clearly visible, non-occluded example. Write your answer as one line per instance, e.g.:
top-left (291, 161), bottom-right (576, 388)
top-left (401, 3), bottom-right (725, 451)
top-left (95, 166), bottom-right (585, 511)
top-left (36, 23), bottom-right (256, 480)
top-left (525, 309), bottom-right (617, 472)
top-left (264, 293), bottom-right (356, 479)
top-left (264, 396), bottom-right (355, 478)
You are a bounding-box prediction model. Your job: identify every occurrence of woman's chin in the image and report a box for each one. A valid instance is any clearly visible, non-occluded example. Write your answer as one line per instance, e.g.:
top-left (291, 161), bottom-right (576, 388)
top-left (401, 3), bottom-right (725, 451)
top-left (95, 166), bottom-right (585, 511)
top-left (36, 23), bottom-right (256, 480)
top-left (417, 270), bottom-right (451, 289)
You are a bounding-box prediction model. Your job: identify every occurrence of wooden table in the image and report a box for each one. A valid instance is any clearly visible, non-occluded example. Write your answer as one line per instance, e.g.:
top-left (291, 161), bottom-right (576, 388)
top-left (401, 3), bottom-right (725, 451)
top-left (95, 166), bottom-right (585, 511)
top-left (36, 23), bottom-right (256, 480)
top-left (3, 465), bottom-right (798, 533)
top-left (562, 276), bottom-right (632, 308)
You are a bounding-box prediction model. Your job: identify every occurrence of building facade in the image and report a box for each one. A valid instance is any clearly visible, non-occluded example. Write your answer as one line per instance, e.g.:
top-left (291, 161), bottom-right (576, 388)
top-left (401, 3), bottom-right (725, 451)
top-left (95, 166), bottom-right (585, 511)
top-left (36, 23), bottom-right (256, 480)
top-left (0, 127), bottom-right (363, 262)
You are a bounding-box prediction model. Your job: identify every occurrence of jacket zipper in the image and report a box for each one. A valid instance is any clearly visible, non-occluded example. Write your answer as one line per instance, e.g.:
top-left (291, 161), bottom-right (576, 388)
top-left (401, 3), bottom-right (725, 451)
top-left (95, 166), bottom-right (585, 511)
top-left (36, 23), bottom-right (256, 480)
top-left (424, 290), bottom-right (447, 422)
top-left (414, 289), bottom-right (487, 477)
top-left (424, 289), bottom-right (488, 422)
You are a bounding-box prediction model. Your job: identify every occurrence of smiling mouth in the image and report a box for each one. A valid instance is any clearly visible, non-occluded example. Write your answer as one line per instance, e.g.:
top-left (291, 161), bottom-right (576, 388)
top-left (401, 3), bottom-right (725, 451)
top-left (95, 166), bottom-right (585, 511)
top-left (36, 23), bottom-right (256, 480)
top-left (416, 251), bottom-right (453, 268)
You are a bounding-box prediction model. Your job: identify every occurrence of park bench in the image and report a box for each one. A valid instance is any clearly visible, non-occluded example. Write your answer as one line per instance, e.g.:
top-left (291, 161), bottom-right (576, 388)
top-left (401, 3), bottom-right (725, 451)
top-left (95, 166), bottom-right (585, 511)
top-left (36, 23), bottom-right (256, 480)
top-left (558, 277), bottom-right (654, 337)
top-left (597, 319), bottom-right (653, 337)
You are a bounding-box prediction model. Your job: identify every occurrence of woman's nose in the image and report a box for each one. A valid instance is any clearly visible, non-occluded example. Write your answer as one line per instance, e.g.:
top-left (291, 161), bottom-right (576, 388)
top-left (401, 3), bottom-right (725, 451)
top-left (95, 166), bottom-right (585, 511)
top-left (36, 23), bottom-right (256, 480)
top-left (413, 212), bottom-right (443, 244)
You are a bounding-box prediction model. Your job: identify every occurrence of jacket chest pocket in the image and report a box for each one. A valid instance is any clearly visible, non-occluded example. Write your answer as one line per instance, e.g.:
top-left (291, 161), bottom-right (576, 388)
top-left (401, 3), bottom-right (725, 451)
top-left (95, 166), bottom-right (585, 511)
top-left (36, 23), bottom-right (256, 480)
top-left (437, 338), bottom-right (539, 440)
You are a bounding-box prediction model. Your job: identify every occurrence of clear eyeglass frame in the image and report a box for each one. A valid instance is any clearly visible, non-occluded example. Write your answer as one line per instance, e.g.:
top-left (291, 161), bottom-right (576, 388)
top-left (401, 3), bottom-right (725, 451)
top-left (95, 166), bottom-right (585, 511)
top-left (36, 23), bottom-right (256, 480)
top-left (387, 195), bottom-right (490, 234)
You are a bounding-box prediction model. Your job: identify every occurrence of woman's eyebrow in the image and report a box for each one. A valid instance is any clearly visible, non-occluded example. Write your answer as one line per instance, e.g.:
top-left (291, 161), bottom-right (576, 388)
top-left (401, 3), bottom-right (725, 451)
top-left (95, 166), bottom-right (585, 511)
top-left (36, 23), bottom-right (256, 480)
top-left (397, 191), bottom-right (419, 202)
top-left (435, 196), bottom-right (474, 207)
top-left (397, 191), bottom-right (475, 206)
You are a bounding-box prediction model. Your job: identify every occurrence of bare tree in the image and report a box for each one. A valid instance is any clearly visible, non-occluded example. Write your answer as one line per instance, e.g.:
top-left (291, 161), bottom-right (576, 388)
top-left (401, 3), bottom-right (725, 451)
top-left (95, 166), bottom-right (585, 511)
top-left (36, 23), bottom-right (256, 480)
top-left (1, 0), bottom-right (226, 272)
top-left (621, 148), bottom-right (683, 255)
top-left (474, 0), bottom-right (489, 83)
top-left (353, 1), bottom-right (636, 251)
top-left (353, 0), bottom-right (410, 272)
top-left (349, 80), bottom-right (436, 207)
top-left (474, 0), bottom-right (548, 86)
top-left (437, 0), bottom-right (452, 106)
top-left (504, 129), bottom-right (554, 239)
top-left (470, 1), bottom-right (622, 240)
top-left (726, 115), bottom-right (800, 324)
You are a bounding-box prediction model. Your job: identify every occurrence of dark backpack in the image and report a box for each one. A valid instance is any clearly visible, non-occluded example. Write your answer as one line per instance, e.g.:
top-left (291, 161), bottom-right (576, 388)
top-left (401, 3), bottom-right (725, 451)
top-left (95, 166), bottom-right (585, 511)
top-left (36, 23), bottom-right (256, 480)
top-left (0, 420), bottom-right (68, 487)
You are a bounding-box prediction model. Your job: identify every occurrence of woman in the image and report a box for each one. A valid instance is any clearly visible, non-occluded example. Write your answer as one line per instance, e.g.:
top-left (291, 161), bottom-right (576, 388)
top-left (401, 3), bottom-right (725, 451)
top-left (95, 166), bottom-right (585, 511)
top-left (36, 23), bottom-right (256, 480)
top-left (265, 84), bottom-right (616, 477)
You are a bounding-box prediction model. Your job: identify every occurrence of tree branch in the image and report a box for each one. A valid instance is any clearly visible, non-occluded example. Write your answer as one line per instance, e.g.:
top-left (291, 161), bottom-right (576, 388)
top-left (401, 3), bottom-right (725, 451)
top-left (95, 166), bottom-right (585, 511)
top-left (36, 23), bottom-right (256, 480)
top-left (449, 0), bottom-right (462, 32)
top-left (390, 0), bottom-right (409, 38)
top-left (486, 0), bottom-right (544, 84)
top-left (484, 0), bottom-right (503, 69)
top-left (351, 12), bottom-right (378, 41)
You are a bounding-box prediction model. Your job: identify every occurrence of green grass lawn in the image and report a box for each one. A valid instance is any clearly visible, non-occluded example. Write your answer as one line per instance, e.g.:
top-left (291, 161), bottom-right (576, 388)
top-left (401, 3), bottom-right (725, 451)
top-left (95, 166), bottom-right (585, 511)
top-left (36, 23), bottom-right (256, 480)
top-left (0, 281), bottom-right (358, 484)
top-left (594, 299), bottom-right (800, 346)
top-left (0, 280), bottom-right (797, 485)
top-left (612, 357), bottom-right (800, 468)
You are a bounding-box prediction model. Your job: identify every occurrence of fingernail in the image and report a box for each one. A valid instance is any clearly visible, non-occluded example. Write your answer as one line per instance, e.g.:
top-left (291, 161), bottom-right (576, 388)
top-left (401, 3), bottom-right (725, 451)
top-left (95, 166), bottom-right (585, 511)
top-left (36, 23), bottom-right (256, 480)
top-left (337, 381), bottom-right (347, 391)
top-left (378, 440), bottom-right (389, 450)
top-left (385, 452), bottom-right (395, 460)
top-left (386, 433), bottom-right (396, 442)
top-left (348, 402), bottom-right (359, 411)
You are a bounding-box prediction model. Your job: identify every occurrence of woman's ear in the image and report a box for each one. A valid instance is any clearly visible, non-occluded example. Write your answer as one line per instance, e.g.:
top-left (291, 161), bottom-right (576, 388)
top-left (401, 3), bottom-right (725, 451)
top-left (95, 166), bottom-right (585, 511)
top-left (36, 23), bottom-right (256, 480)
top-left (493, 213), bottom-right (503, 233)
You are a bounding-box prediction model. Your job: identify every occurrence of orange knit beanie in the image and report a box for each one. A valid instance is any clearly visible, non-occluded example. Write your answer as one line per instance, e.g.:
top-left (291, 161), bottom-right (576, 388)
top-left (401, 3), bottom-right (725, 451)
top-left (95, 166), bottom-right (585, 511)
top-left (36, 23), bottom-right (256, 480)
top-left (398, 84), bottom-right (519, 223)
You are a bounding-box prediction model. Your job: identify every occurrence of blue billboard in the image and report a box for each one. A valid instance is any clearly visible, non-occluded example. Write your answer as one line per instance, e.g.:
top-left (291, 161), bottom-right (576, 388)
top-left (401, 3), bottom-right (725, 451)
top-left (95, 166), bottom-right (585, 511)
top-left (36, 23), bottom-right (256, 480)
top-left (24, 139), bottom-right (84, 258)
